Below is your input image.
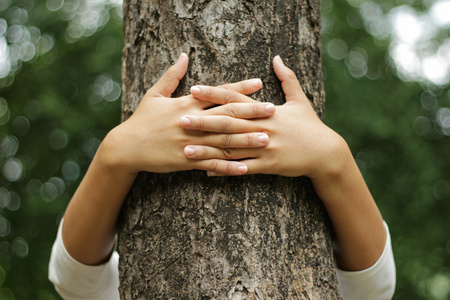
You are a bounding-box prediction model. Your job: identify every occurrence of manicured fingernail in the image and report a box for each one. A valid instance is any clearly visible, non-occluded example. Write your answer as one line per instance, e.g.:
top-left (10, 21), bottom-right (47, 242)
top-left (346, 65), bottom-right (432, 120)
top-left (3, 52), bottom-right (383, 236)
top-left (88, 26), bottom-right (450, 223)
top-left (265, 103), bottom-right (275, 113)
top-left (249, 78), bottom-right (262, 88)
top-left (184, 146), bottom-right (195, 157)
top-left (237, 165), bottom-right (248, 174)
top-left (190, 86), bottom-right (201, 95)
top-left (180, 116), bottom-right (191, 127)
top-left (257, 133), bottom-right (269, 144)
top-left (207, 171), bottom-right (218, 177)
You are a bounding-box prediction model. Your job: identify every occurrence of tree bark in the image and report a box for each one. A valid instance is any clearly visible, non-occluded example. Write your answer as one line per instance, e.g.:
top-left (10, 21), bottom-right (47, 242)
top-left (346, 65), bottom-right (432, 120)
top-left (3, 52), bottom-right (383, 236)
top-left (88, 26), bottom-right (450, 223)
top-left (119, 1), bottom-right (342, 299)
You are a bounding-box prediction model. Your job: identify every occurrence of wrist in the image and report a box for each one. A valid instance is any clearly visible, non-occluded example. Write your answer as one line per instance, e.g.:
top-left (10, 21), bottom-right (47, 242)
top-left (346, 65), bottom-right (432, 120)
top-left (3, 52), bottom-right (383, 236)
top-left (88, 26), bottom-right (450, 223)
top-left (309, 132), bottom-right (360, 209)
top-left (95, 125), bottom-right (139, 179)
top-left (310, 131), bottom-right (352, 182)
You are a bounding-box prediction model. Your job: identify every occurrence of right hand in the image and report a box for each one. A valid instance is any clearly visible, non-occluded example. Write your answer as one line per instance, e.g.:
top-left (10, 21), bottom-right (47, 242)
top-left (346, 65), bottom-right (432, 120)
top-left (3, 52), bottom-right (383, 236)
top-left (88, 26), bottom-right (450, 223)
top-left (98, 53), bottom-right (275, 176)
top-left (181, 56), bottom-right (348, 178)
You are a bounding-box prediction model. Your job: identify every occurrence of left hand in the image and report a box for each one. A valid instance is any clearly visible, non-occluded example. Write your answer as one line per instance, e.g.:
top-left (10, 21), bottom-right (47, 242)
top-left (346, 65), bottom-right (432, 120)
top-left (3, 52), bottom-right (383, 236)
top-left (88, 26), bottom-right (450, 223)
top-left (181, 55), bottom-right (348, 178)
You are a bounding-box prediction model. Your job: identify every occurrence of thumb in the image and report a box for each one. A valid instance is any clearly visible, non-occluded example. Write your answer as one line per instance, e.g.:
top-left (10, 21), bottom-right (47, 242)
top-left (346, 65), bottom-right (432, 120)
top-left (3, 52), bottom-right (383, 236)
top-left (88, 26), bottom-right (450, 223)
top-left (148, 53), bottom-right (189, 98)
top-left (273, 55), bottom-right (306, 103)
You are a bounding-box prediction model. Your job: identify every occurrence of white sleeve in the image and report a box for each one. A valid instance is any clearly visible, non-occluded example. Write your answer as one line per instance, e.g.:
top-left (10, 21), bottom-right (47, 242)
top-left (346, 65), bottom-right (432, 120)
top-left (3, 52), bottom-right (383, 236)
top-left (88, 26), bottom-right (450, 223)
top-left (48, 219), bottom-right (120, 300)
top-left (336, 222), bottom-right (396, 300)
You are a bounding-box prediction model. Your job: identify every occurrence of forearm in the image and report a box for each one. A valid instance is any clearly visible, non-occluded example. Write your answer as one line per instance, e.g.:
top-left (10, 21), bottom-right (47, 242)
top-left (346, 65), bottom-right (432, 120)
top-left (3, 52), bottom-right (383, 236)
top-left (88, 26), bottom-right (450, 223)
top-left (62, 132), bottom-right (137, 265)
top-left (311, 138), bottom-right (386, 271)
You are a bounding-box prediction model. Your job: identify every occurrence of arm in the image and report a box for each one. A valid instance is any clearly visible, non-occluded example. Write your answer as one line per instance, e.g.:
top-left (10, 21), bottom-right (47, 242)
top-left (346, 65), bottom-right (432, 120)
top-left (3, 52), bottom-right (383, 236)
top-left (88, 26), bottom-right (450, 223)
top-left (182, 56), bottom-right (387, 271)
top-left (60, 53), bottom-right (276, 265)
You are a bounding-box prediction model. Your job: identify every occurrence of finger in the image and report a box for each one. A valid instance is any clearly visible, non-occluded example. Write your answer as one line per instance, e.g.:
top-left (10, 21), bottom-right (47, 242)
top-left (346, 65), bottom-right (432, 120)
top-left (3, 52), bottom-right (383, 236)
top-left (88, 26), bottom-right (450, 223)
top-left (218, 78), bottom-right (262, 95)
top-left (193, 159), bottom-right (248, 176)
top-left (206, 102), bottom-right (275, 119)
top-left (147, 53), bottom-right (189, 98)
top-left (190, 85), bottom-right (259, 105)
top-left (184, 146), bottom-right (258, 160)
top-left (273, 55), bottom-right (306, 103)
top-left (180, 115), bottom-right (264, 133)
top-left (237, 158), bottom-right (265, 175)
top-left (191, 132), bottom-right (269, 149)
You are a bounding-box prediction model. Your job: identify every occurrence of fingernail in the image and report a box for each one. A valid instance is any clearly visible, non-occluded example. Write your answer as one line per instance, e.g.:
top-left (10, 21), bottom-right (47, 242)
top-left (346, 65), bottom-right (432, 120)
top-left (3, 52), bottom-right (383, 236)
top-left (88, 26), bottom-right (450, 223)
top-left (275, 55), bottom-right (284, 66)
top-left (190, 86), bottom-right (201, 95)
top-left (180, 116), bottom-right (191, 127)
top-left (237, 165), bottom-right (248, 174)
top-left (184, 146), bottom-right (195, 157)
top-left (249, 78), bottom-right (262, 88)
top-left (257, 133), bottom-right (269, 144)
top-left (176, 53), bottom-right (185, 64)
top-left (207, 171), bottom-right (218, 177)
top-left (265, 103), bottom-right (275, 113)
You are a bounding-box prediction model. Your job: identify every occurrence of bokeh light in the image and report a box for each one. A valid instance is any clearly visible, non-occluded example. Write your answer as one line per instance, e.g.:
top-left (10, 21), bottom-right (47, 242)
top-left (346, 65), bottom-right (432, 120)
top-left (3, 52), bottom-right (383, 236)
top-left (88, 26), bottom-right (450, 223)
top-left (387, 2), bottom-right (450, 86)
top-left (331, 0), bottom-right (450, 86)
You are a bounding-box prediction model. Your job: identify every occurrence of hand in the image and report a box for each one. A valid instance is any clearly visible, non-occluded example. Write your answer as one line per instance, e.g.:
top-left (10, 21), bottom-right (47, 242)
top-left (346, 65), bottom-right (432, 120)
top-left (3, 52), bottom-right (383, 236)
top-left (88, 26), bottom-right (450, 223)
top-left (99, 53), bottom-right (276, 176)
top-left (182, 55), bottom-right (348, 178)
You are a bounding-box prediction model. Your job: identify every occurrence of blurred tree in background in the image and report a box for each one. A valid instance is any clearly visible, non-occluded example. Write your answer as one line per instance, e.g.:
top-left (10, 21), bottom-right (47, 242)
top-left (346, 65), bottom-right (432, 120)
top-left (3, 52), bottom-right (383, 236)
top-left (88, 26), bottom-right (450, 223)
top-left (0, 0), bottom-right (448, 299)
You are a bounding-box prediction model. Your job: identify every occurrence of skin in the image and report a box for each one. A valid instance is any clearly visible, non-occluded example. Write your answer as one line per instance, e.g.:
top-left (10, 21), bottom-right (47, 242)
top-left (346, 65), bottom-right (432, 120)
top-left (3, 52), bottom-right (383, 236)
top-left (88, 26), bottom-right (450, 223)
top-left (62, 53), bottom-right (386, 272)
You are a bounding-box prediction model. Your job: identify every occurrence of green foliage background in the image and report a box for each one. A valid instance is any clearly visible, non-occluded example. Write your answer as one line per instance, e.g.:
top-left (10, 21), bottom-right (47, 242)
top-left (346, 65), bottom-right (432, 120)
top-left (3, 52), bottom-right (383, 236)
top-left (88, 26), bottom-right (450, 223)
top-left (0, 0), bottom-right (449, 299)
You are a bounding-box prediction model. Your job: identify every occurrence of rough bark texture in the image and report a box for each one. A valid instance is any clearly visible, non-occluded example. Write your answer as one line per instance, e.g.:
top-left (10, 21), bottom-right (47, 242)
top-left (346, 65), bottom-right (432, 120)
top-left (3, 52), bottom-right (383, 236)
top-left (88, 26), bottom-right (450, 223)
top-left (119, 1), bottom-right (342, 299)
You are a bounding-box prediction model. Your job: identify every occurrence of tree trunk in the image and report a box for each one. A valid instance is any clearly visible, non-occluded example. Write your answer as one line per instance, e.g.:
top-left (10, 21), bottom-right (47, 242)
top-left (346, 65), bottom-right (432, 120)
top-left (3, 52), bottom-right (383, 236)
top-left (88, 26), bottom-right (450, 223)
top-left (119, 1), bottom-right (342, 299)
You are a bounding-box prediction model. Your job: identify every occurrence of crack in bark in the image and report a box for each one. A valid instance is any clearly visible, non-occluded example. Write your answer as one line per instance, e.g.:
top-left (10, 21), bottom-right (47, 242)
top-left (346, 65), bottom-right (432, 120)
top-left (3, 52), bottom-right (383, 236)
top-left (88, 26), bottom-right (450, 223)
top-left (148, 253), bottom-right (184, 282)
